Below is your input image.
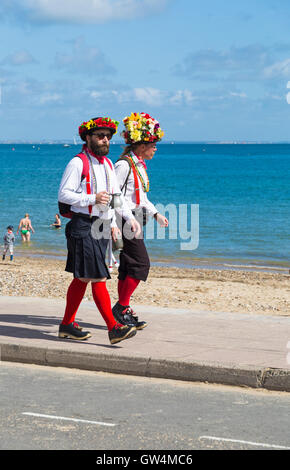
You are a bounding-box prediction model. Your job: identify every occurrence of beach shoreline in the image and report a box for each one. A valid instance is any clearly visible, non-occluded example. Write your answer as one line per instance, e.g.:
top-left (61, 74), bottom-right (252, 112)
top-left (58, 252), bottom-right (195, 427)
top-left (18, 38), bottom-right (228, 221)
top-left (13, 246), bottom-right (290, 275)
top-left (0, 255), bottom-right (289, 317)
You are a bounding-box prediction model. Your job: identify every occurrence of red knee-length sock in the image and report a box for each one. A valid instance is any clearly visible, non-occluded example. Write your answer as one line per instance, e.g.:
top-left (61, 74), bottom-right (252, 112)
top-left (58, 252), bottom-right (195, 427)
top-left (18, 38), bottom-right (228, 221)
top-left (62, 278), bottom-right (87, 325)
top-left (91, 282), bottom-right (117, 331)
top-left (118, 275), bottom-right (140, 307)
top-left (118, 279), bottom-right (124, 299)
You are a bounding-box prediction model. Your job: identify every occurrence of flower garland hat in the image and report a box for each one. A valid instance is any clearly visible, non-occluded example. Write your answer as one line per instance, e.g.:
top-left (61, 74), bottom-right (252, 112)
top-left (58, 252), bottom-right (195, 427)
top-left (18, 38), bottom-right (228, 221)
top-left (79, 116), bottom-right (119, 141)
top-left (121, 112), bottom-right (164, 144)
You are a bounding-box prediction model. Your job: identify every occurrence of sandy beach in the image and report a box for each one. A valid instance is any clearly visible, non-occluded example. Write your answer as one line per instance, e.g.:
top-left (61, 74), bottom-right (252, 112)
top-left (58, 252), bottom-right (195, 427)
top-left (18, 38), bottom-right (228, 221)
top-left (0, 256), bottom-right (289, 316)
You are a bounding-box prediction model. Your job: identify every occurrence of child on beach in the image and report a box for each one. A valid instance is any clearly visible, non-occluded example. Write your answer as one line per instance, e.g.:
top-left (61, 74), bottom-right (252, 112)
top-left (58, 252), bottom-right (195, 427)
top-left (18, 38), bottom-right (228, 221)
top-left (2, 225), bottom-right (15, 261)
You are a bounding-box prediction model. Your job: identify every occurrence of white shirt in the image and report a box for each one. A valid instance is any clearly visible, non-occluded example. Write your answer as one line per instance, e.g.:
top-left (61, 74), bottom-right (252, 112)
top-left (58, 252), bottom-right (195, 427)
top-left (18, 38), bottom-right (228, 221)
top-left (58, 153), bottom-right (134, 225)
top-left (114, 152), bottom-right (158, 217)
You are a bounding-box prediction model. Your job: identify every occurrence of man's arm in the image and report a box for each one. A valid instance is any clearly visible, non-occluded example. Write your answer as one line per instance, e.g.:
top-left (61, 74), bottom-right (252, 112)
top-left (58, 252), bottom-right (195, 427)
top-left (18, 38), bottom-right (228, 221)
top-left (58, 157), bottom-right (97, 208)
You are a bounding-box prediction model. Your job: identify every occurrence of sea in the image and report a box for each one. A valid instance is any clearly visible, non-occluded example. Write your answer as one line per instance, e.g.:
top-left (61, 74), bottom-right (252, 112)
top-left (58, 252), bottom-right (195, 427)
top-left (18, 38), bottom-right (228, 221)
top-left (0, 143), bottom-right (289, 273)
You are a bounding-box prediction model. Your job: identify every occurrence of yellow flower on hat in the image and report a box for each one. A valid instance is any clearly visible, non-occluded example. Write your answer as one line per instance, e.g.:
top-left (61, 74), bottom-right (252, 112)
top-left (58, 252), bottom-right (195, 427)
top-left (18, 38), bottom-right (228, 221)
top-left (127, 121), bottom-right (135, 132)
top-left (128, 112), bottom-right (140, 122)
top-left (131, 129), bottom-right (142, 142)
top-left (156, 128), bottom-right (164, 139)
top-left (121, 112), bottom-right (164, 143)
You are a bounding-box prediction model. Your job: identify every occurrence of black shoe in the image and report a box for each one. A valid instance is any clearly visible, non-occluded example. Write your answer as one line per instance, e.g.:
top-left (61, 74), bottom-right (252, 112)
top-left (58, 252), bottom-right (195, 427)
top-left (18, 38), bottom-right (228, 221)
top-left (73, 322), bottom-right (83, 331)
top-left (112, 302), bottom-right (148, 330)
top-left (58, 323), bottom-right (91, 340)
top-left (109, 323), bottom-right (137, 345)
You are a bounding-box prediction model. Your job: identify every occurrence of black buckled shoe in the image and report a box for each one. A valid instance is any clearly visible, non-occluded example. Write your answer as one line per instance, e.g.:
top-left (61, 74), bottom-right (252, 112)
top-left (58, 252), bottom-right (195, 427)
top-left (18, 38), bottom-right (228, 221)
top-left (108, 323), bottom-right (137, 345)
top-left (112, 302), bottom-right (148, 330)
top-left (58, 322), bottom-right (91, 340)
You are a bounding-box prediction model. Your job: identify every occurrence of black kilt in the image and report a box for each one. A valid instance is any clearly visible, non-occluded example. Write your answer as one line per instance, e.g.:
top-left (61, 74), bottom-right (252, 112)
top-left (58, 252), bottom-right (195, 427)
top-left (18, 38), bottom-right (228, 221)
top-left (118, 216), bottom-right (150, 282)
top-left (65, 214), bottom-right (111, 279)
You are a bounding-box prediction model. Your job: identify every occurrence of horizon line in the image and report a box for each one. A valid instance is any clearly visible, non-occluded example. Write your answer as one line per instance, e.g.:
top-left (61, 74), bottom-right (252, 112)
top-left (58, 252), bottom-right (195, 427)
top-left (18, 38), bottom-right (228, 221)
top-left (2, 140), bottom-right (290, 145)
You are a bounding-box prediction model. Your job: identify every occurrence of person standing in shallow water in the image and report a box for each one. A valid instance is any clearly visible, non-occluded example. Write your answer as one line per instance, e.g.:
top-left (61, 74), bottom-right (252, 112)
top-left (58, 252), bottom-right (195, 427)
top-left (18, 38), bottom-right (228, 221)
top-left (50, 213), bottom-right (61, 229)
top-left (113, 112), bottom-right (168, 330)
top-left (17, 213), bottom-right (35, 242)
top-left (57, 116), bottom-right (140, 345)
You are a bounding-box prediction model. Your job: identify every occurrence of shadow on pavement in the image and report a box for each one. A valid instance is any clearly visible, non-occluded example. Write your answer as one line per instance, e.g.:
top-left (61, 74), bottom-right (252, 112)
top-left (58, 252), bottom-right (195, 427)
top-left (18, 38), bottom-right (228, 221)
top-left (0, 314), bottom-right (120, 348)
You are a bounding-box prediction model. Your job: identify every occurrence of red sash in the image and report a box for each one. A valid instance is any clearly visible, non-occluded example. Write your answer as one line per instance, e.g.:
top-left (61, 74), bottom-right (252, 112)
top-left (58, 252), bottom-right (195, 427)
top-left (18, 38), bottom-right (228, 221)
top-left (131, 165), bottom-right (140, 205)
top-left (86, 172), bottom-right (93, 215)
top-left (85, 155), bottom-right (113, 215)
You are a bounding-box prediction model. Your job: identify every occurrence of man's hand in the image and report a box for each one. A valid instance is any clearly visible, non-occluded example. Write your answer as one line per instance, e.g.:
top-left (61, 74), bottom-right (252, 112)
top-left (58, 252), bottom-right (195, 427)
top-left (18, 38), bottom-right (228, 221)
top-left (95, 191), bottom-right (110, 205)
top-left (129, 218), bottom-right (141, 237)
top-left (155, 213), bottom-right (169, 227)
top-left (111, 226), bottom-right (121, 242)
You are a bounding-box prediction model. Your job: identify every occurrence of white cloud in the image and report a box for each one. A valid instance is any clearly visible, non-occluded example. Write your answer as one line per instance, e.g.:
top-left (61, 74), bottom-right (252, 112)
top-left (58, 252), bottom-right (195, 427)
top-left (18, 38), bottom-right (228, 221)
top-left (170, 90), bottom-right (196, 105)
top-left (133, 87), bottom-right (164, 106)
top-left (263, 58), bottom-right (290, 78)
top-left (175, 44), bottom-right (290, 83)
top-left (38, 92), bottom-right (62, 104)
top-left (2, 0), bottom-right (169, 24)
top-left (90, 87), bottom-right (202, 107)
top-left (229, 91), bottom-right (247, 98)
top-left (53, 37), bottom-right (115, 75)
top-left (107, 87), bottom-right (165, 106)
top-left (3, 77), bottom-right (68, 108)
top-left (2, 50), bottom-right (37, 66)
top-left (90, 91), bottom-right (103, 100)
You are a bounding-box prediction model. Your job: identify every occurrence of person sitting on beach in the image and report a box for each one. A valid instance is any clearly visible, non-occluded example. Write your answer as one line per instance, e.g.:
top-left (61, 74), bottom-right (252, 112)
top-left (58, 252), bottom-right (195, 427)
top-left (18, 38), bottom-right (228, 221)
top-left (16, 213), bottom-right (35, 242)
top-left (113, 112), bottom-right (168, 330)
top-left (50, 214), bottom-right (61, 229)
top-left (2, 225), bottom-right (15, 261)
top-left (57, 116), bottom-right (141, 344)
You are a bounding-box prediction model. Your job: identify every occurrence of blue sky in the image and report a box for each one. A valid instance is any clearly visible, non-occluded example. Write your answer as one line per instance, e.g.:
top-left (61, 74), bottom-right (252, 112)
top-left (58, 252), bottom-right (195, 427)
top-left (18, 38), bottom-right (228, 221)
top-left (1, 0), bottom-right (290, 142)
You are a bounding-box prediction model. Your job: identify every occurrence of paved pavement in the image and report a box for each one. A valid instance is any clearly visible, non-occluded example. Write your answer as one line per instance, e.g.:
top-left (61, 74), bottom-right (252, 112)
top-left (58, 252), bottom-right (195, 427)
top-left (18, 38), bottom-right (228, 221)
top-left (0, 296), bottom-right (289, 391)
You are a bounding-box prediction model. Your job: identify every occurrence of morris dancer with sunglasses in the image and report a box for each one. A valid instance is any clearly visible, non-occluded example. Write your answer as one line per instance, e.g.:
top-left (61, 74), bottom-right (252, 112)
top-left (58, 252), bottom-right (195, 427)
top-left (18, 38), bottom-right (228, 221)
top-left (113, 113), bottom-right (168, 330)
top-left (58, 117), bottom-right (140, 344)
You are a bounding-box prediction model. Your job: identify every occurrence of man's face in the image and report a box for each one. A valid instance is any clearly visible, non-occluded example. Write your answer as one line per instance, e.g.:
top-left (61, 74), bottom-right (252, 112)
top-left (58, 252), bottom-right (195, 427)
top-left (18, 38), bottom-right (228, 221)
top-left (87, 130), bottom-right (112, 156)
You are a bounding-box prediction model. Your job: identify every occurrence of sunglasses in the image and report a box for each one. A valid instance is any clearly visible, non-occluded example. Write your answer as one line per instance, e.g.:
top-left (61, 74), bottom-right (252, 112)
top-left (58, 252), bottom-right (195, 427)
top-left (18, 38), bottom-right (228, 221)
top-left (91, 132), bottom-right (112, 141)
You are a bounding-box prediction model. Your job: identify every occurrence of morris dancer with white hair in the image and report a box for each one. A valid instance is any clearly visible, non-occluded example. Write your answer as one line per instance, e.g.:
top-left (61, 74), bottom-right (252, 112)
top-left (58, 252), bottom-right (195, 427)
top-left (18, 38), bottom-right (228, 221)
top-left (113, 113), bottom-right (168, 330)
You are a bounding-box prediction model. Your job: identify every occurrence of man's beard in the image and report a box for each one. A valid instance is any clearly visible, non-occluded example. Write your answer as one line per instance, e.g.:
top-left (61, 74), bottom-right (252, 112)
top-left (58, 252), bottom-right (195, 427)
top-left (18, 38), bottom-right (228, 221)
top-left (90, 141), bottom-right (109, 156)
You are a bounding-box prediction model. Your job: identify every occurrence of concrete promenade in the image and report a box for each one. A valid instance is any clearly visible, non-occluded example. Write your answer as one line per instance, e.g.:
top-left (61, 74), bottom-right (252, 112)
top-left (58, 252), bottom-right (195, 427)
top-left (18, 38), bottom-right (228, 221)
top-left (0, 296), bottom-right (289, 391)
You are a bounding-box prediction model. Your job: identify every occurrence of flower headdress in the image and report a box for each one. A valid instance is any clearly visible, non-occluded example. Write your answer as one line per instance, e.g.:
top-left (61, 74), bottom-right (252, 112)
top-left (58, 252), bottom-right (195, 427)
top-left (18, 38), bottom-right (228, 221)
top-left (121, 112), bottom-right (164, 144)
top-left (79, 117), bottom-right (119, 141)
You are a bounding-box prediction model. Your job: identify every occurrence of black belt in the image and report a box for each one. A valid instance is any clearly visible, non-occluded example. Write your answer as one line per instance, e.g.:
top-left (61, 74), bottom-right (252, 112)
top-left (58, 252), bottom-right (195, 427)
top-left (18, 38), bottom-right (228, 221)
top-left (72, 212), bottom-right (99, 221)
top-left (72, 213), bottom-right (112, 223)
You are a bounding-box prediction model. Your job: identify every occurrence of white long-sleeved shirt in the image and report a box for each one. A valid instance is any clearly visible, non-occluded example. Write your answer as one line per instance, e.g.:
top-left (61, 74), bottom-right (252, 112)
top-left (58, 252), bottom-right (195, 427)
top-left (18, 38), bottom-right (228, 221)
top-left (58, 153), bottom-right (134, 225)
top-left (114, 152), bottom-right (158, 217)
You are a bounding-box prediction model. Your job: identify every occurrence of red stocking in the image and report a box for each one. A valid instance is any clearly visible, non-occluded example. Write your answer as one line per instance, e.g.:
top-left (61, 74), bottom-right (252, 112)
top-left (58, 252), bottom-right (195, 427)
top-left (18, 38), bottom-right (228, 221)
top-left (91, 281), bottom-right (117, 331)
top-left (118, 275), bottom-right (140, 307)
top-left (61, 278), bottom-right (87, 325)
